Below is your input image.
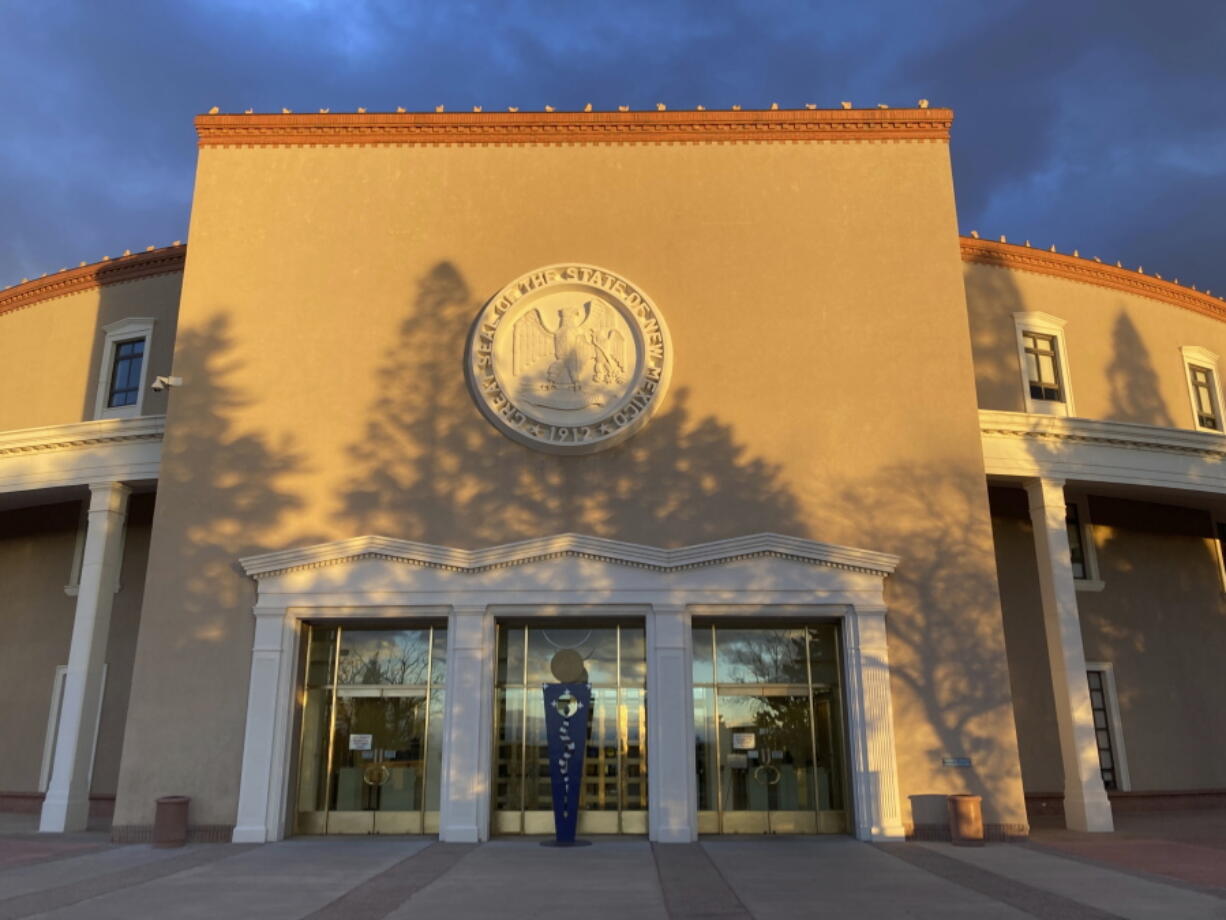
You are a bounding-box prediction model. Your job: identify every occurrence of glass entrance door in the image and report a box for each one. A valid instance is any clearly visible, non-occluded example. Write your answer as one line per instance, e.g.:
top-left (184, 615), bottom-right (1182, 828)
top-left (295, 625), bottom-right (446, 835)
top-left (694, 624), bottom-right (847, 834)
top-left (493, 623), bottom-right (647, 835)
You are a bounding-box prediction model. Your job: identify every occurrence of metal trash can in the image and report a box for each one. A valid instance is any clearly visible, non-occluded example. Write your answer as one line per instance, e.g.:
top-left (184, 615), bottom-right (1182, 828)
top-left (153, 796), bottom-right (190, 847)
top-left (947, 794), bottom-right (984, 846)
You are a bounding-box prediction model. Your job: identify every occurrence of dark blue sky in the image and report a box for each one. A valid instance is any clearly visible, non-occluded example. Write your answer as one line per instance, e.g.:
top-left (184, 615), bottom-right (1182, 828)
top-left (3, 1), bottom-right (1224, 293)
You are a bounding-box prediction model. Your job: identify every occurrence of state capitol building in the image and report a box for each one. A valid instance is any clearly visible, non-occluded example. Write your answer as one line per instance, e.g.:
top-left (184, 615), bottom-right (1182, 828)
top-left (1, 105), bottom-right (1223, 844)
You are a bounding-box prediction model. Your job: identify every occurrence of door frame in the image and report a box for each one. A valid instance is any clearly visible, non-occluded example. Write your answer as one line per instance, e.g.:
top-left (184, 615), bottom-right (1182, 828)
top-left (232, 532), bottom-right (905, 844)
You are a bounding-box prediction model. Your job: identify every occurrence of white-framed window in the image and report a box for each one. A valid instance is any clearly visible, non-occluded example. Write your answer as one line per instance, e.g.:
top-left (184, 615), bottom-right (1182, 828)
top-left (40, 664), bottom-right (107, 793)
top-left (1066, 495), bottom-right (1104, 592)
top-left (94, 317), bottom-right (156, 420)
top-left (1013, 312), bottom-right (1075, 416)
top-left (1083, 662), bottom-right (1129, 792)
top-left (1180, 346), bottom-right (1223, 433)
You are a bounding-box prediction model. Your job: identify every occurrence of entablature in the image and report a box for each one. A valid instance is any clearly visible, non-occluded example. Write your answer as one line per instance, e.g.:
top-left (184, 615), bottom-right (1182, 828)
top-left (980, 409), bottom-right (1226, 494)
top-left (0, 415), bottom-right (164, 493)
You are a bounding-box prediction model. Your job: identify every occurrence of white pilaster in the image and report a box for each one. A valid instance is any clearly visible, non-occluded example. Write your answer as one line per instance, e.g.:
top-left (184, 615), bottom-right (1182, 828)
top-left (439, 606), bottom-right (494, 843)
top-left (40, 482), bottom-right (130, 833)
top-left (1025, 477), bottom-right (1113, 832)
top-left (842, 606), bottom-right (906, 841)
top-left (232, 605), bottom-right (295, 843)
top-left (647, 604), bottom-right (697, 843)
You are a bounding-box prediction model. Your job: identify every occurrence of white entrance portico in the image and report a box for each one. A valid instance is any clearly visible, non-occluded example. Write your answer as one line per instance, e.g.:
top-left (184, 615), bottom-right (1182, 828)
top-left (232, 532), bottom-right (904, 844)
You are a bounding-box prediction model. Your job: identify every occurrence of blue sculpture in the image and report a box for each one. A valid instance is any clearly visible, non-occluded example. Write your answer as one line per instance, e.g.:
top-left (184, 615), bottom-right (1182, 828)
top-left (542, 679), bottom-right (591, 846)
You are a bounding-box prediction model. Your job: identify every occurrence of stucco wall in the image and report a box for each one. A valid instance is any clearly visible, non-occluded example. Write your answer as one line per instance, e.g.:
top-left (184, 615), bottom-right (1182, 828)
top-left (115, 138), bottom-right (1026, 832)
top-left (991, 486), bottom-right (1226, 794)
top-left (0, 494), bottom-right (153, 797)
top-left (965, 261), bottom-right (1226, 428)
top-left (0, 274), bottom-right (181, 432)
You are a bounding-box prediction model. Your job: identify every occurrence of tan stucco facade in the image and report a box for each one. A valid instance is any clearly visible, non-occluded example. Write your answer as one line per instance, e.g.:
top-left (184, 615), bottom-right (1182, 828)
top-left (4, 106), bottom-right (1225, 843)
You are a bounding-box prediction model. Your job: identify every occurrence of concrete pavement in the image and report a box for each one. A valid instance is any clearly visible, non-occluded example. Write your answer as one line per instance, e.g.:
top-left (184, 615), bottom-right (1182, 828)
top-left (0, 822), bottom-right (1223, 919)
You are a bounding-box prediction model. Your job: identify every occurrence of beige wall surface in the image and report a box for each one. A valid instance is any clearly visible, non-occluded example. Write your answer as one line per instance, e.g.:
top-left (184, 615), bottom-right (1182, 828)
top-left (115, 138), bottom-right (1026, 831)
top-left (990, 486), bottom-right (1226, 793)
top-left (0, 503), bottom-right (78, 793)
top-left (966, 262), bottom-right (1226, 427)
top-left (0, 275), bottom-right (181, 432)
top-left (0, 495), bottom-right (152, 796)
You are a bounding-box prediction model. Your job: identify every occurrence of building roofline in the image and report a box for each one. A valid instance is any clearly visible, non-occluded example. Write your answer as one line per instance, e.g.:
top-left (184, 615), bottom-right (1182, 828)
top-left (960, 236), bottom-right (1226, 324)
top-left (194, 106), bottom-right (953, 147)
top-left (0, 245), bottom-right (186, 318)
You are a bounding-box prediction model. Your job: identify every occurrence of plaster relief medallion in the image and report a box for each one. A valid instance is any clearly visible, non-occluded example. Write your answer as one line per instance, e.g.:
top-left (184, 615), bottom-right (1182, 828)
top-left (466, 264), bottom-right (673, 454)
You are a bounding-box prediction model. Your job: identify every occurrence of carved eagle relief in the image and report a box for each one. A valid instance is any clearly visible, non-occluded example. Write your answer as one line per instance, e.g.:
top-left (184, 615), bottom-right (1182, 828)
top-left (511, 300), bottom-right (628, 410)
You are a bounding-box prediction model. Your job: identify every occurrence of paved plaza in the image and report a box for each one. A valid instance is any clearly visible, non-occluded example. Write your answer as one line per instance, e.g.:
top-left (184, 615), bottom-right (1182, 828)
top-left (0, 812), bottom-right (1223, 919)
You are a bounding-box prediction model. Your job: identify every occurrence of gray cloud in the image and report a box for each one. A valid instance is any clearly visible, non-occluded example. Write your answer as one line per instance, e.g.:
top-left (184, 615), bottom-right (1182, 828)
top-left (2, 0), bottom-right (1223, 293)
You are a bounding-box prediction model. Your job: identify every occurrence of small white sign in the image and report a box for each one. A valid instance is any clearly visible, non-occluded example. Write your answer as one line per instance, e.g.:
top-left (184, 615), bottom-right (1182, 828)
top-left (732, 732), bottom-right (756, 750)
top-left (726, 753), bottom-right (749, 769)
top-left (349, 733), bottom-right (373, 751)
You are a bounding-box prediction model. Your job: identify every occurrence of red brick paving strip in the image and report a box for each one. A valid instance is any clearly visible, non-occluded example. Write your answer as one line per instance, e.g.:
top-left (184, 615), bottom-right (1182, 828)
top-left (0, 845), bottom-right (250, 920)
top-left (301, 843), bottom-right (475, 920)
top-left (0, 840), bottom-right (105, 870)
top-left (1030, 837), bottom-right (1226, 894)
top-left (876, 843), bottom-right (1127, 920)
top-left (652, 843), bottom-right (752, 920)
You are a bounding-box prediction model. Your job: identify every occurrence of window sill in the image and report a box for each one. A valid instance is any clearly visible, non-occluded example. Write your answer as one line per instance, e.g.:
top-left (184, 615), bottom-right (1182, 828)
top-left (1023, 399), bottom-right (1071, 418)
top-left (1074, 579), bottom-right (1106, 593)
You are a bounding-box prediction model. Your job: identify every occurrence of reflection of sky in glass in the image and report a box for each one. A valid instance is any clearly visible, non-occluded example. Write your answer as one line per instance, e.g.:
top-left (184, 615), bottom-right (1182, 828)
top-left (337, 629), bottom-right (433, 686)
top-left (716, 628), bottom-right (808, 684)
top-left (498, 625), bottom-right (646, 688)
top-left (693, 625), bottom-right (841, 686)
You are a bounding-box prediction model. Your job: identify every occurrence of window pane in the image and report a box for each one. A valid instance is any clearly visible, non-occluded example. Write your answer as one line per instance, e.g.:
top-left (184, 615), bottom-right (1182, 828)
top-left (715, 628), bottom-right (808, 684)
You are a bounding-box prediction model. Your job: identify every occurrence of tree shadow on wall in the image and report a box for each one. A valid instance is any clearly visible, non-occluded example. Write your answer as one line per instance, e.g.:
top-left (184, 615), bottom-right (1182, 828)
top-left (117, 312), bottom-right (313, 819)
top-left (1105, 311), bottom-right (1174, 427)
top-left (158, 314), bottom-right (312, 633)
top-left (823, 465), bottom-right (1026, 831)
top-left (339, 261), bottom-right (807, 547)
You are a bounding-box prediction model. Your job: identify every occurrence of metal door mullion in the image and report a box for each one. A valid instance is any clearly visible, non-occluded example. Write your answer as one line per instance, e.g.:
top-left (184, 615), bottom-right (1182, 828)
top-left (322, 626), bottom-right (343, 834)
top-left (804, 628), bottom-right (821, 825)
top-left (520, 627), bottom-right (528, 828)
top-left (616, 626), bottom-right (623, 834)
top-left (421, 626), bottom-right (434, 830)
top-left (710, 625), bottom-right (723, 834)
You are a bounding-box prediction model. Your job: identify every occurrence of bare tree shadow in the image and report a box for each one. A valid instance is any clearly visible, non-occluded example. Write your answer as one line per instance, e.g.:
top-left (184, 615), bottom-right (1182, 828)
top-left (827, 467), bottom-right (1028, 837)
top-left (339, 261), bottom-right (807, 546)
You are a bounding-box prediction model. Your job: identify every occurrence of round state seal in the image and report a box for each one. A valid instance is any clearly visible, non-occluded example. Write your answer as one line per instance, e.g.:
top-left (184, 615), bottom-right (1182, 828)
top-left (466, 264), bottom-right (672, 454)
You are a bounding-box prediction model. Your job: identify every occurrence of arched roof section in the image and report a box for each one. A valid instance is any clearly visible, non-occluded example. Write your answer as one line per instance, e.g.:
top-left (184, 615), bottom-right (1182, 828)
top-left (0, 244), bottom-right (186, 318)
top-left (961, 236), bottom-right (1226, 324)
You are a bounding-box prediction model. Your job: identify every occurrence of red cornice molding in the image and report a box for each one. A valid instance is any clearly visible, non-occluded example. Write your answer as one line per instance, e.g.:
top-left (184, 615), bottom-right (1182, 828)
top-left (0, 246), bottom-right (185, 318)
top-left (961, 237), bottom-right (1226, 324)
top-left (195, 107), bottom-right (952, 148)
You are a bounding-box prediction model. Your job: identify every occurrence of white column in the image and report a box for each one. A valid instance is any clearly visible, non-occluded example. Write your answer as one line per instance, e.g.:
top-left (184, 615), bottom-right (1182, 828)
top-left (842, 606), bottom-right (905, 841)
top-left (1025, 477), bottom-right (1113, 832)
top-left (439, 605), bottom-right (494, 843)
top-left (40, 482), bottom-right (130, 833)
top-left (647, 604), bottom-right (697, 843)
top-left (232, 605), bottom-right (296, 843)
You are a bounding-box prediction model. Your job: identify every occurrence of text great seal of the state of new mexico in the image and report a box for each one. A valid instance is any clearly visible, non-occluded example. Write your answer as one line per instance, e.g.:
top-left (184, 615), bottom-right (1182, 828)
top-left (466, 264), bottom-right (673, 454)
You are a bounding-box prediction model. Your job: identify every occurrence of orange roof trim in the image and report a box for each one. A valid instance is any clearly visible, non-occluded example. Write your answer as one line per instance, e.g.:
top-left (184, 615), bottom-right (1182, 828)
top-left (961, 237), bottom-right (1226, 324)
top-left (0, 245), bottom-right (186, 317)
top-left (195, 107), bottom-right (953, 147)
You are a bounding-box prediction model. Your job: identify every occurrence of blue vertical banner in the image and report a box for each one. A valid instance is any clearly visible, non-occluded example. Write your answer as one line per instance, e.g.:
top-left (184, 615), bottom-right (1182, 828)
top-left (542, 682), bottom-right (591, 844)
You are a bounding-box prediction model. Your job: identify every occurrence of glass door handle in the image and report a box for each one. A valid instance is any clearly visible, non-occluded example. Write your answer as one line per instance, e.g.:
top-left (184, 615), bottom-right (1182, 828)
top-left (363, 764), bottom-right (391, 786)
top-left (753, 764), bottom-right (781, 786)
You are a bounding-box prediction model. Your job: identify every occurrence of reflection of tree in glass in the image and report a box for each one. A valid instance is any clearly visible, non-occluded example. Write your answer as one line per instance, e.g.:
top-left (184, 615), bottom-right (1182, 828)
top-left (719, 629), bottom-right (808, 684)
top-left (337, 633), bottom-right (432, 686)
